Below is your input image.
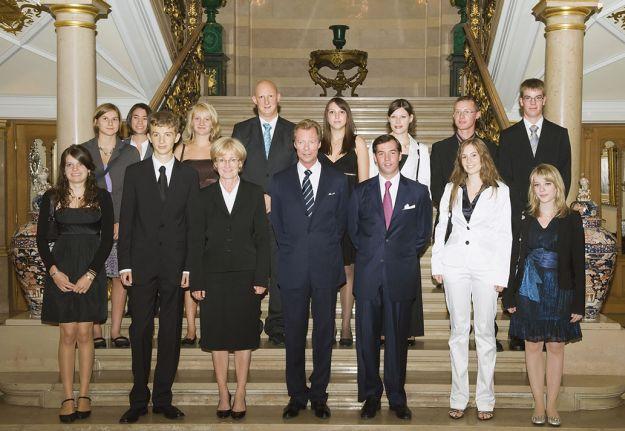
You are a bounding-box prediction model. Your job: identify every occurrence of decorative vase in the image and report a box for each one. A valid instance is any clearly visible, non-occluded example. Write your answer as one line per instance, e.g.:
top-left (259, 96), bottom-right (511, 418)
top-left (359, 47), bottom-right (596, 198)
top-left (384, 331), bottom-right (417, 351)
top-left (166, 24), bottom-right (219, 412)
top-left (329, 25), bottom-right (349, 50)
top-left (571, 175), bottom-right (617, 321)
top-left (9, 139), bottom-right (51, 318)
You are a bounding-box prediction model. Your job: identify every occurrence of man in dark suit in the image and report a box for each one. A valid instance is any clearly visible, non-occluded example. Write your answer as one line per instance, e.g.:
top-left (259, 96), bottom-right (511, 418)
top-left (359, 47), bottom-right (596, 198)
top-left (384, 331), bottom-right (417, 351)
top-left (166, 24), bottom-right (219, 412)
top-left (117, 111), bottom-right (200, 424)
top-left (349, 134), bottom-right (432, 420)
top-left (269, 119), bottom-right (348, 420)
top-left (497, 78), bottom-right (572, 352)
top-left (429, 95), bottom-right (503, 353)
top-left (430, 95), bottom-right (498, 210)
top-left (498, 78), bottom-right (571, 220)
top-left (232, 79), bottom-right (296, 346)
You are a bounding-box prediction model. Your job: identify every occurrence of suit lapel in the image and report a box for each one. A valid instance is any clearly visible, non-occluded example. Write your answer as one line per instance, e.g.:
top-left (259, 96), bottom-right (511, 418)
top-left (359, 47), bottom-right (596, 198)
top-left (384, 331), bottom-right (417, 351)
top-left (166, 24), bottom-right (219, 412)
top-left (164, 159), bottom-right (181, 205)
top-left (389, 176), bottom-right (410, 229)
top-left (143, 159), bottom-right (162, 206)
top-left (514, 121), bottom-right (535, 161)
top-left (268, 117), bottom-right (285, 161)
top-left (312, 163), bottom-right (330, 214)
top-left (534, 119), bottom-right (551, 161)
top-left (251, 117), bottom-right (266, 160)
top-left (229, 179), bottom-right (245, 217)
top-left (371, 175), bottom-right (386, 226)
top-left (287, 165), bottom-right (307, 215)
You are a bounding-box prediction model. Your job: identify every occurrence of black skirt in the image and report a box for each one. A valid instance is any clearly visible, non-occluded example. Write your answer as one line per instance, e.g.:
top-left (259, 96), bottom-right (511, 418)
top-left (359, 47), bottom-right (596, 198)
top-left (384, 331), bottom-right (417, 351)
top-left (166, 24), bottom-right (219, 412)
top-left (199, 270), bottom-right (262, 351)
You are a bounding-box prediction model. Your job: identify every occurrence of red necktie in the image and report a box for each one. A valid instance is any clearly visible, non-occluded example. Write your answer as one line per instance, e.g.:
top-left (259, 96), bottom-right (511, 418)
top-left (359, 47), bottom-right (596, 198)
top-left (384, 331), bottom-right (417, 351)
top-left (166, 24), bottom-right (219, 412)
top-left (383, 180), bottom-right (393, 229)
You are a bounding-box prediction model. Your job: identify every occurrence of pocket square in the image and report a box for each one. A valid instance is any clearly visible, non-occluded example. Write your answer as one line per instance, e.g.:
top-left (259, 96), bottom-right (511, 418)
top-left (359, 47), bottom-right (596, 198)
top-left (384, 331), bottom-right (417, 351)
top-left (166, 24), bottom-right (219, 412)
top-left (402, 203), bottom-right (416, 210)
top-left (328, 192), bottom-right (336, 196)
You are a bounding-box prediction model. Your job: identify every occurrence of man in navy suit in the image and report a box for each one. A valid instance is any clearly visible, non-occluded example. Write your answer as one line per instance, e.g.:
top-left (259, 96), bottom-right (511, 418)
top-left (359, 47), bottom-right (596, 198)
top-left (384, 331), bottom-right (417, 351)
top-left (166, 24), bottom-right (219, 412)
top-left (349, 134), bottom-right (432, 420)
top-left (269, 119), bottom-right (349, 420)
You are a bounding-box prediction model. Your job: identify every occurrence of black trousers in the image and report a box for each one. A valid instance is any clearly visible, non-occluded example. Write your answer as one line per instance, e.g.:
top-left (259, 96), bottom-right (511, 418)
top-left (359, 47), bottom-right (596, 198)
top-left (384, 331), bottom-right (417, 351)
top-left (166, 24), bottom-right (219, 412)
top-left (280, 285), bottom-right (337, 405)
top-left (128, 275), bottom-right (183, 409)
top-left (356, 285), bottom-right (413, 407)
top-left (264, 226), bottom-right (284, 337)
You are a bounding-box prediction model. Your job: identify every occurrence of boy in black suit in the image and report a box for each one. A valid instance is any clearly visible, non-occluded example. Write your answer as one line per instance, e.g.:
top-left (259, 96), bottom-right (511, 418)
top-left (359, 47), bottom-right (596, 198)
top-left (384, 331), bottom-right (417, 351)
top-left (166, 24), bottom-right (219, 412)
top-left (118, 111), bottom-right (200, 423)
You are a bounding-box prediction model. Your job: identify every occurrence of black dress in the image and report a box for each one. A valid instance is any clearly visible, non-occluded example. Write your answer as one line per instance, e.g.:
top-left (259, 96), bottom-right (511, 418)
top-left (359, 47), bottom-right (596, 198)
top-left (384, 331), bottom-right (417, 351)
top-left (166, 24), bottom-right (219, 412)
top-left (36, 189), bottom-right (114, 323)
top-left (323, 150), bottom-right (357, 265)
top-left (508, 218), bottom-right (582, 343)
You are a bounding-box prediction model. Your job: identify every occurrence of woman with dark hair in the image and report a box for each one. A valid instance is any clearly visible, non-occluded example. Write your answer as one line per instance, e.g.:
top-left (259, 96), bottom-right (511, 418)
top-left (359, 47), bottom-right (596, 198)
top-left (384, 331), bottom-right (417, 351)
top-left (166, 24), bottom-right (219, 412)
top-left (175, 100), bottom-right (221, 346)
top-left (124, 103), bottom-right (152, 160)
top-left (431, 137), bottom-right (511, 421)
top-left (319, 97), bottom-right (368, 346)
top-left (36, 145), bottom-right (114, 423)
top-left (82, 103), bottom-right (140, 349)
top-left (503, 164), bottom-right (584, 427)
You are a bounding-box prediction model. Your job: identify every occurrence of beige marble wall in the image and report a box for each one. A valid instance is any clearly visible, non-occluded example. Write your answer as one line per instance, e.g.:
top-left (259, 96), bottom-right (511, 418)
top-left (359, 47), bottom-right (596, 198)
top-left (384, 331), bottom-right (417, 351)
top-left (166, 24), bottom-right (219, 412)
top-left (218, 0), bottom-right (457, 97)
top-left (0, 121), bottom-right (8, 314)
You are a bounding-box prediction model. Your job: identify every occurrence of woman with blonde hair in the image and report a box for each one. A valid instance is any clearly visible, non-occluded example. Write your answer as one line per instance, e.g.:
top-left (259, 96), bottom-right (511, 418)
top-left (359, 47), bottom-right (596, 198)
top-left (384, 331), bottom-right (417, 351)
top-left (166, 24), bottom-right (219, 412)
top-left (191, 137), bottom-right (270, 420)
top-left (503, 164), bottom-right (584, 427)
top-left (431, 137), bottom-right (511, 421)
top-left (174, 100), bottom-right (221, 346)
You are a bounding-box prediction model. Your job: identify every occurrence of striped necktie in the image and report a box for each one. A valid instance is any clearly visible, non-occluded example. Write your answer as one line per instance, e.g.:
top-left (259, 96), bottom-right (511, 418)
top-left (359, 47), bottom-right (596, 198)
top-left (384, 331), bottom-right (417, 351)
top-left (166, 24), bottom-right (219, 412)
top-left (529, 124), bottom-right (539, 156)
top-left (302, 169), bottom-right (314, 217)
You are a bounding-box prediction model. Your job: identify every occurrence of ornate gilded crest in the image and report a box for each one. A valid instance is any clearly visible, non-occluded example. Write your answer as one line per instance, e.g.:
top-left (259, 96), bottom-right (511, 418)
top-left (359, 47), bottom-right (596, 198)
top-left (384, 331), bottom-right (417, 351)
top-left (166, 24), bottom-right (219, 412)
top-left (0, 0), bottom-right (44, 35)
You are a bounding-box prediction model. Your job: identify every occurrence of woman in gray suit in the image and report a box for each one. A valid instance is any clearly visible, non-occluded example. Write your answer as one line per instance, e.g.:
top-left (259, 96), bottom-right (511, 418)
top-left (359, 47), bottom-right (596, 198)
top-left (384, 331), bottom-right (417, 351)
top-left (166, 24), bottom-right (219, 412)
top-left (81, 103), bottom-right (140, 349)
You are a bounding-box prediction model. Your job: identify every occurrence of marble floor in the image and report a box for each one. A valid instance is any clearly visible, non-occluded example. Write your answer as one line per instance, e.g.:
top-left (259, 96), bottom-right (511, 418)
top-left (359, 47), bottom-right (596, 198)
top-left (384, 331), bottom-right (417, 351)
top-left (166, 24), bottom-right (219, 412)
top-left (1, 399), bottom-right (625, 430)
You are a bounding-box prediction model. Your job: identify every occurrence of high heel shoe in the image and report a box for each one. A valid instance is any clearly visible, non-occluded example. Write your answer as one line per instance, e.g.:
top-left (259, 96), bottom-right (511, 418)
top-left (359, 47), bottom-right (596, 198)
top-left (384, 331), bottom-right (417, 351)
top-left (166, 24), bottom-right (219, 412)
top-left (231, 397), bottom-right (246, 420)
top-left (59, 398), bottom-right (76, 423)
top-left (76, 396), bottom-right (91, 419)
top-left (216, 393), bottom-right (231, 418)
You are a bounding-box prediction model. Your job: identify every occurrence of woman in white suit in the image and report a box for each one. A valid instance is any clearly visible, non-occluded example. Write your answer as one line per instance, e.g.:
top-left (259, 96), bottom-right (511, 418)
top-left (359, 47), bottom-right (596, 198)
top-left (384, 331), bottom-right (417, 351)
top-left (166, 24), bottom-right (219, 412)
top-left (431, 137), bottom-right (511, 421)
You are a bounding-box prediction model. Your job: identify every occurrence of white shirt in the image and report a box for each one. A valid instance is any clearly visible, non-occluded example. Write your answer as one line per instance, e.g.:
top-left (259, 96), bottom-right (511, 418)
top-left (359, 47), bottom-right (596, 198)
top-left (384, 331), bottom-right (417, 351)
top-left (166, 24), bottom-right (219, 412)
top-left (523, 116), bottom-right (544, 140)
top-left (130, 137), bottom-right (149, 160)
top-left (219, 178), bottom-right (240, 213)
top-left (260, 115), bottom-right (278, 141)
top-left (378, 172), bottom-right (400, 207)
top-left (152, 155), bottom-right (175, 185)
top-left (297, 160), bottom-right (321, 200)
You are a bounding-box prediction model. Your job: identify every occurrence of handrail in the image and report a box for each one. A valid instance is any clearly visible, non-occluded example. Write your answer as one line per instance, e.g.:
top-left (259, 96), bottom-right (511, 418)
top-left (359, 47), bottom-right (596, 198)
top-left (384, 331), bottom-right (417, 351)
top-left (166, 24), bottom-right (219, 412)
top-left (463, 23), bottom-right (510, 131)
top-left (149, 23), bottom-right (204, 111)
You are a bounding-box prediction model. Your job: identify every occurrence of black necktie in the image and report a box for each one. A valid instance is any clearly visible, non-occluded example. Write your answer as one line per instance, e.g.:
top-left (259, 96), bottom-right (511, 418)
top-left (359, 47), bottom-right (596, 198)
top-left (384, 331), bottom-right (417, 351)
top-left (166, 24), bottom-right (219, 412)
top-left (158, 165), bottom-right (167, 201)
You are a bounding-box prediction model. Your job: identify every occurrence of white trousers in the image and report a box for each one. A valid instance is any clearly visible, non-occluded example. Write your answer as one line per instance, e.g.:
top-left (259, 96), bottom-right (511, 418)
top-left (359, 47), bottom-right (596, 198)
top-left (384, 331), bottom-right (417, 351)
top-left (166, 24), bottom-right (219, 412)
top-left (443, 266), bottom-right (499, 411)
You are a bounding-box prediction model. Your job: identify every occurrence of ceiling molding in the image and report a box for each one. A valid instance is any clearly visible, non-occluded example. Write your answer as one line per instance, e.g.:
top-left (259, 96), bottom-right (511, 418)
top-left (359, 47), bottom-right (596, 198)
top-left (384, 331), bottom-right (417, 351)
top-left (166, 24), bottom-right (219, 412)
top-left (0, 14), bottom-right (53, 66)
top-left (0, 95), bottom-right (146, 120)
top-left (95, 44), bottom-right (147, 99)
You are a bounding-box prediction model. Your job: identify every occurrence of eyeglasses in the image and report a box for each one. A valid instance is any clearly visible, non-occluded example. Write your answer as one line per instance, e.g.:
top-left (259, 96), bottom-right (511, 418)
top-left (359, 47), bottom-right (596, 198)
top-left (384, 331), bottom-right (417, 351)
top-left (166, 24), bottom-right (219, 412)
top-left (453, 110), bottom-right (477, 117)
top-left (215, 158), bottom-right (239, 165)
top-left (522, 95), bottom-right (544, 102)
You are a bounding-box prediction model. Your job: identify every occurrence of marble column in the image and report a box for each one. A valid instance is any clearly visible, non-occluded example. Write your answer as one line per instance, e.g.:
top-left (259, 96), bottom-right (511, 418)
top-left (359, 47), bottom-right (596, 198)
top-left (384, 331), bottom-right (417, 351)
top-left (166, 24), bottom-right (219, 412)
top-left (43, 1), bottom-right (111, 153)
top-left (533, 1), bottom-right (601, 202)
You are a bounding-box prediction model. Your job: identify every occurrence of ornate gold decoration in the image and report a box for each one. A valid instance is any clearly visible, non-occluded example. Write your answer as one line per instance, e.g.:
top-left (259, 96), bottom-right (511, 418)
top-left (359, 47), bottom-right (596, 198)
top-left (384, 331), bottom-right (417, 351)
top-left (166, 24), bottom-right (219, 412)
top-left (609, 8), bottom-right (625, 29)
top-left (54, 20), bottom-right (96, 30)
top-left (309, 50), bottom-right (368, 97)
top-left (0, 0), bottom-right (44, 35)
top-left (459, 0), bottom-right (509, 144)
top-left (205, 67), bottom-right (217, 96)
top-left (164, 0), bottom-right (219, 54)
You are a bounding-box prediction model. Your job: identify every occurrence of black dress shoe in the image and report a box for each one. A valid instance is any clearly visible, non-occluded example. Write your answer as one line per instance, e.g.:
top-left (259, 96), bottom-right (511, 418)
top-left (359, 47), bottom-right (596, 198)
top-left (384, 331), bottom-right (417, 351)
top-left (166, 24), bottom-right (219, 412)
top-left (216, 393), bottom-right (231, 418)
top-left (59, 398), bottom-right (76, 423)
top-left (269, 333), bottom-right (285, 346)
top-left (496, 340), bottom-right (504, 352)
top-left (231, 397), bottom-right (246, 420)
top-left (93, 337), bottom-right (107, 349)
top-left (311, 401), bottom-right (331, 419)
top-left (509, 338), bottom-right (525, 351)
top-left (390, 404), bottom-right (412, 420)
top-left (153, 405), bottom-right (185, 419)
top-left (180, 337), bottom-right (197, 347)
top-left (282, 399), bottom-right (306, 419)
top-left (407, 337), bottom-right (416, 346)
top-left (360, 397), bottom-right (381, 419)
top-left (119, 407), bottom-right (147, 424)
top-left (112, 336), bottom-right (130, 348)
top-left (75, 396), bottom-right (92, 419)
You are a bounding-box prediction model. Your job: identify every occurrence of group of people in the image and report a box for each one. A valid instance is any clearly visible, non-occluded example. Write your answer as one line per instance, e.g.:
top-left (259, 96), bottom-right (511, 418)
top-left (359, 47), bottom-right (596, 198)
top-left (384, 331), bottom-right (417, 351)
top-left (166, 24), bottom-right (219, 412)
top-left (35, 77), bottom-right (584, 427)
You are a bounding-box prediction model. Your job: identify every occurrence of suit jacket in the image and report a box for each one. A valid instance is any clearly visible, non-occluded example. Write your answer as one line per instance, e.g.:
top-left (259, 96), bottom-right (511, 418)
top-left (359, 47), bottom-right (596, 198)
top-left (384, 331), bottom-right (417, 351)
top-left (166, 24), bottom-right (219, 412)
top-left (497, 119), bottom-right (571, 217)
top-left (232, 116), bottom-right (296, 191)
top-left (118, 158), bottom-right (200, 286)
top-left (122, 137), bottom-right (153, 160)
top-left (81, 137), bottom-right (140, 222)
top-left (190, 179), bottom-right (270, 291)
top-left (430, 135), bottom-right (498, 208)
top-left (348, 175), bottom-right (432, 302)
top-left (502, 211), bottom-right (585, 315)
top-left (431, 181), bottom-right (512, 286)
top-left (269, 162), bottom-right (349, 290)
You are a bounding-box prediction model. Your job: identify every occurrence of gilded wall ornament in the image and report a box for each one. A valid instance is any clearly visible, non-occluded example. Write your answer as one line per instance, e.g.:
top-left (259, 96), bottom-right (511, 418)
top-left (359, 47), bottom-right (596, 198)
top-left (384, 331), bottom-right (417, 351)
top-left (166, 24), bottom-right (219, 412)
top-left (0, 0), bottom-right (44, 35)
top-left (609, 8), bottom-right (625, 30)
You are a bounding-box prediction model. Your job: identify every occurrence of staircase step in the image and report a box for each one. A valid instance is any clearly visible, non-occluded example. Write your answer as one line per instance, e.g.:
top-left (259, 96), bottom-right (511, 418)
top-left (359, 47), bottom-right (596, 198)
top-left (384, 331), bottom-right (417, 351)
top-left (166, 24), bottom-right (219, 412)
top-left (1, 369), bottom-right (622, 412)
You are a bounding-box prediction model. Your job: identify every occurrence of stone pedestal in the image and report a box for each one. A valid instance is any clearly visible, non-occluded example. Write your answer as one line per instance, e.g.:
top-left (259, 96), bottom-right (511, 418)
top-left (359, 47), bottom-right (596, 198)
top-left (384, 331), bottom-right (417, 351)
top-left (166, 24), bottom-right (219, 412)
top-left (532, 1), bottom-right (601, 202)
top-left (43, 0), bottom-right (111, 154)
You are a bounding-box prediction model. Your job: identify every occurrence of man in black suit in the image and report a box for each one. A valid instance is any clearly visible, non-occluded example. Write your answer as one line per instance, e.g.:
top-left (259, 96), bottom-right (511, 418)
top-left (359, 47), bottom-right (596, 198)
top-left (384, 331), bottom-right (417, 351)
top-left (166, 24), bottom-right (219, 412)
top-left (232, 79), bottom-right (296, 346)
top-left (497, 78), bottom-right (571, 352)
top-left (349, 135), bottom-right (432, 420)
top-left (269, 119), bottom-right (348, 420)
top-left (430, 95), bottom-right (498, 210)
top-left (498, 78), bottom-right (571, 220)
top-left (117, 111), bottom-right (200, 423)
top-left (429, 95), bottom-right (503, 352)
